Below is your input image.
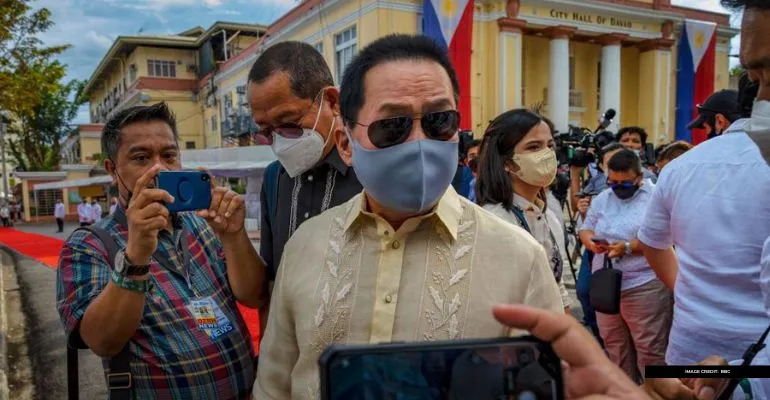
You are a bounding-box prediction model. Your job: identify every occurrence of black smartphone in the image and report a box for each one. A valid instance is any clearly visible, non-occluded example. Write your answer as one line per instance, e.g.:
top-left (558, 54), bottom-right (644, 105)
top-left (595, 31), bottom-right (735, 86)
top-left (591, 237), bottom-right (610, 245)
top-left (576, 191), bottom-right (597, 199)
top-left (155, 171), bottom-right (212, 213)
top-left (319, 337), bottom-right (564, 400)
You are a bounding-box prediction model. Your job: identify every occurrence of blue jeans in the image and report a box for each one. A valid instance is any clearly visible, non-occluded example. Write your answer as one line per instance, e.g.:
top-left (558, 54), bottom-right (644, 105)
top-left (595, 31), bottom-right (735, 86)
top-left (577, 250), bottom-right (602, 344)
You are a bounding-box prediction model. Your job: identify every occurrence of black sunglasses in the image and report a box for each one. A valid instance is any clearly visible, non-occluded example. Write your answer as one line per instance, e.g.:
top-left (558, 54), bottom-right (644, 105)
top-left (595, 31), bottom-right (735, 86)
top-left (351, 110), bottom-right (460, 149)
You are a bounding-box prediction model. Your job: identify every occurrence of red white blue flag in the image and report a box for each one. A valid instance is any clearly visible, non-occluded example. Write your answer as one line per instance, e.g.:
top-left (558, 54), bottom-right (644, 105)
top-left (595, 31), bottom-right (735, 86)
top-left (423, 0), bottom-right (474, 130)
top-left (676, 20), bottom-right (717, 144)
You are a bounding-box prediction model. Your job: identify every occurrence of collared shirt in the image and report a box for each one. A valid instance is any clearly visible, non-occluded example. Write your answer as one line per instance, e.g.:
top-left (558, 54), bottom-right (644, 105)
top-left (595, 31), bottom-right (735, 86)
top-left (260, 148), bottom-right (362, 281)
top-left (55, 203), bottom-right (66, 219)
top-left (580, 180), bottom-right (657, 291)
top-left (728, 236), bottom-right (770, 400)
top-left (254, 188), bottom-right (563, 399)
top-left (482, 194), bottom-right (570, 307)
top-left (77, 203), bottom-right (93, 223)
top-left (56, 206), bottom-right (254, 399)
top-left (91, 203), bottom-right (102, 222)
top-left (583, 168), bottom-right (608, 195)
top-left (639, 118), bottom-right (770, 365)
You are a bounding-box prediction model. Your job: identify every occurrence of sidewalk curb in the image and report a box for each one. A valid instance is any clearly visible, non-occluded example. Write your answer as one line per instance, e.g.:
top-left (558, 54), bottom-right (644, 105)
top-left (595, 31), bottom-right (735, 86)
top-left (0, 245), bottom-right (14, 400)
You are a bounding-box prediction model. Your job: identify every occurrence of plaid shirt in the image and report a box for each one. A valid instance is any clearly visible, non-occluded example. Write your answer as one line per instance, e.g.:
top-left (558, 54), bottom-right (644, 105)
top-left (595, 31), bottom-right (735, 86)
top-left (56, 206), bottom-right (254, 399)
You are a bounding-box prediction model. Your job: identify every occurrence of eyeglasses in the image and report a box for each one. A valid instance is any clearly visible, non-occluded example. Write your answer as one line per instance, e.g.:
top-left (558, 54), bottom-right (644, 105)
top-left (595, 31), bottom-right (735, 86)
top-left (350, 110), bottom-right (460, 149)
top-left (257, 123), bottom-right (305, 145)
top-left (256, 91), bottom-right (325, 145)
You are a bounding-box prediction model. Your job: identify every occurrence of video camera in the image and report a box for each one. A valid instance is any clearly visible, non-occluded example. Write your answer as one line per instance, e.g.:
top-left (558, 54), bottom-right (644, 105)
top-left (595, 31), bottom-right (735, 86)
top-left (553, 109), bottom-right (617, 168)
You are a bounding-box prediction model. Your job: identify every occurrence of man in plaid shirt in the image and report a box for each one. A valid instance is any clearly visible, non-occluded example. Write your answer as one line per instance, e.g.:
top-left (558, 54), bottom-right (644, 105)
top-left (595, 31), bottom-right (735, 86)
top-left (56, 102), bottom-right (269, 399)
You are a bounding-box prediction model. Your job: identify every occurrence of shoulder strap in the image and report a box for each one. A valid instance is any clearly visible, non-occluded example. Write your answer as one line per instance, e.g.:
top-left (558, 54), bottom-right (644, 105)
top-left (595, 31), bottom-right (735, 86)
top-left (717, 323), bottom-right (770, 400)
top-left (66, 223), bottom-right (133, 400)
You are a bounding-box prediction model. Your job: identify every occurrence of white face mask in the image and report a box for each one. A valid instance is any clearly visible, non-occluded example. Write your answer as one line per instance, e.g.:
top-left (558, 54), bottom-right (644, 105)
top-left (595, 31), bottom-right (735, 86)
top-left (748, 100), bottom-right (770, 134)
top-left (270, 94), bottom-right (335, 178)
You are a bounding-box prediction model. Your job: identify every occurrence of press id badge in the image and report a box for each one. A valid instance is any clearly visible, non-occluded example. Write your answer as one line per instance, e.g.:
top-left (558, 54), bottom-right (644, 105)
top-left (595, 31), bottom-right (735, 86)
top-left (186, 297), bottom-right (234, 340)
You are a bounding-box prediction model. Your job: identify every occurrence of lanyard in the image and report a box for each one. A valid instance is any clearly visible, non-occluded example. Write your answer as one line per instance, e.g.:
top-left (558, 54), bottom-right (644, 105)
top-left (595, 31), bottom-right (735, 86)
top-left (512, 205), bottom-right (563, 281)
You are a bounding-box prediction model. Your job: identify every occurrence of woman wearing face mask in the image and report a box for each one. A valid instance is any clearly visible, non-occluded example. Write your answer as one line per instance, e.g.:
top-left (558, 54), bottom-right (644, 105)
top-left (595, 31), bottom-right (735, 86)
top-left (476, 109), bottom-right (571, 314)
top-left (578, 149), bottom-right (672, 383)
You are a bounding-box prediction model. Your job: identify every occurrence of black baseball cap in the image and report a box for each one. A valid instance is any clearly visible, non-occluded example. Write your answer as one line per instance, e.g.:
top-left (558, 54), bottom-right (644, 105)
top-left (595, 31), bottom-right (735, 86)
top-left (687, 89), bottom-right (740, 130)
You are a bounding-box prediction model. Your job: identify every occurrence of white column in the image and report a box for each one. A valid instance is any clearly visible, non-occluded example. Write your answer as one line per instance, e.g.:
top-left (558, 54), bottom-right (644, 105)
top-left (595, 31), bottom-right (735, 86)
top-left (549, 36), bottom-right (570, 133)
top-left (600, 43), bottom-right (622, 132)
top-left (511, 32), bottom-right (523, 108)
top-left (499, 31), bottom-right (523, 111)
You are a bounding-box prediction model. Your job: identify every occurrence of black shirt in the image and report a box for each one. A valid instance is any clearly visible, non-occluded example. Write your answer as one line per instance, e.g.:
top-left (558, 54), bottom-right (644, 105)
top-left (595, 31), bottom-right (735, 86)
top-left (260, 148), bottom-right (362, 281)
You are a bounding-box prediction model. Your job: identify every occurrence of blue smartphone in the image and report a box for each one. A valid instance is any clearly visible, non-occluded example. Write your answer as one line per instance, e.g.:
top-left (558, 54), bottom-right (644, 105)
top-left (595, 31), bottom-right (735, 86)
top-left (155, 171), bottom-right (212, 213)
top-left (319, 337), bottom-right (564, 400)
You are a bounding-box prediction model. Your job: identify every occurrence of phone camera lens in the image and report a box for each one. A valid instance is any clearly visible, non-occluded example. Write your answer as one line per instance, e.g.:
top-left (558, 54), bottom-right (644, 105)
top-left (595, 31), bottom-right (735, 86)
top-left (202, 174), bottom-right (210, 182)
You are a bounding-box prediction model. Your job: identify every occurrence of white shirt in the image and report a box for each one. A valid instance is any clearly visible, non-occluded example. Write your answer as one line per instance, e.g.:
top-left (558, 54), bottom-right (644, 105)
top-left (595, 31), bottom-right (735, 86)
top-left (483, 194), bottom-right (571, 308)
top-left (0, 207), bottom-right (8, 218)
top-left (580, 179), bottom-right (658, 291)
top-left (54, 203), bottom-right (66, 219)
top-left (77, 203), bottom-right (93, 223)
top-left (91, 203), bottom-right (102, 222)
top-left (730, 235), bottom-right (770, 400)
top-left (639, 119), bottom-right (770, 365)
top-left (109, 203), bottom-right (117, 216)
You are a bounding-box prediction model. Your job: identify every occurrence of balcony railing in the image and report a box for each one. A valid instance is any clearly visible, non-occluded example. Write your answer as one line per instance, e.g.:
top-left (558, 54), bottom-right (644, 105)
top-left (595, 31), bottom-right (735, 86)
top-left (541, 88), bottom-right (585, 109)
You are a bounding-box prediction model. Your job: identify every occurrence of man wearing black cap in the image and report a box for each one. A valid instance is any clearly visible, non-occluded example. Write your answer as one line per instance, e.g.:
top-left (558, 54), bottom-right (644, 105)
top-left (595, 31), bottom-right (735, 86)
top-left (687, 89), bottom-right (744, 140)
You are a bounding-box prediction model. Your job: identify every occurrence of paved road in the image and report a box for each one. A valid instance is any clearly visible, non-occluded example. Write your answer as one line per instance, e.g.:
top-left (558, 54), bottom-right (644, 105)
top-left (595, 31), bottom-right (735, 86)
top-left (9, 222), bottom-right (106, 400)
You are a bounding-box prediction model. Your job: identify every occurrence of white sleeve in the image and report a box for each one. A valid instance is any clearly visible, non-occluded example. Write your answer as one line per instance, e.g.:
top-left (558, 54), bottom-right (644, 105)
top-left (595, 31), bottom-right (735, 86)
top-left (638, 170), bottom-right (674, 250)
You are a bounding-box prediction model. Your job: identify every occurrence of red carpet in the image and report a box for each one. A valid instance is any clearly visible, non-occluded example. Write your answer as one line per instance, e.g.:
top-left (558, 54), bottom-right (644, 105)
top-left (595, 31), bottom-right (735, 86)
top-left (0, 227), bottom-right (64, 268)
top-left (0, 227), bottom-right (260, 351)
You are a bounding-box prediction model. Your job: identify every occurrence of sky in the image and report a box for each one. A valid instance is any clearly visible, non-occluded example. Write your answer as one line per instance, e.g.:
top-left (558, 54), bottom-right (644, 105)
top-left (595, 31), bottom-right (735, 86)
top-left (34, 0), bottom-right (737, 124)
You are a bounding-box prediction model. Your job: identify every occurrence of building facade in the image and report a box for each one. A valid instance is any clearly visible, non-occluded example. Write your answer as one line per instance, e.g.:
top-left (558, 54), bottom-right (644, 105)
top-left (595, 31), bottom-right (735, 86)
top-left (197, 0), bottom-right (735, 146)
top-left (83, 22), bottom-right (267, 150)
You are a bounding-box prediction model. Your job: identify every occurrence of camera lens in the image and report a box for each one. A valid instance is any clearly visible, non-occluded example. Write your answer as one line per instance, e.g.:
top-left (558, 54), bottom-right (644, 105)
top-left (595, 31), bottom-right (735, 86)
top-left (202, 174), bottom-right (210, 182)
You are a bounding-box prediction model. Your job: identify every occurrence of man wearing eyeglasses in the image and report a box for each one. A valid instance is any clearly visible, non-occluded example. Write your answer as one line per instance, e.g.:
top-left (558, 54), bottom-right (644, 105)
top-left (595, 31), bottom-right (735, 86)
top-left (247, 41), bottom-right (363, 327)
top-left (686, 89), bottom-right (744, 140)
top-left (253, 34), bottom-right (564, 399)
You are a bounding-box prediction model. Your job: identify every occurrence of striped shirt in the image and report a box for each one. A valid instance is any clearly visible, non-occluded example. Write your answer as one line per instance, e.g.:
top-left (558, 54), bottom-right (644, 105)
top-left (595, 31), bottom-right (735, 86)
top-left (56, 206), bottom-right (254, 399)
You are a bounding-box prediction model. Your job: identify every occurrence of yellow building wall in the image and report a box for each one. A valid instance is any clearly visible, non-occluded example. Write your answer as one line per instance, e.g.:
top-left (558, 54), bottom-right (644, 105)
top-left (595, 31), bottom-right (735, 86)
top-left (571, 42), bottom-right (600, 128)
top-left (80, 136), bottom-right (102, 164)
top-left (202, 102), bottom-right (221, 148)
top-left (134, 47), bottom-right (198, 80)
top-left (715, 47), bottom-right (730, 91)
top-left (523, 36), bottom-right (550, 113)
top-left (620, 47), bottom-right (640, 129)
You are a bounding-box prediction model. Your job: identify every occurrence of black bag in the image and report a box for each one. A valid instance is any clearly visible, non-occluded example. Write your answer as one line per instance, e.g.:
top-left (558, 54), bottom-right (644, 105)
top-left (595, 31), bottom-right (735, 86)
top-left (66, 225), bottom-right (132, 400)
top-left (589, 256), bottom-right (623, 315)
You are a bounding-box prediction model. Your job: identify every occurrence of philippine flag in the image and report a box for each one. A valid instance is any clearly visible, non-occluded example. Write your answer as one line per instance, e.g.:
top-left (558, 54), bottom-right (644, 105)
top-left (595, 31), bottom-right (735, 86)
top-left (675, 20), bottom-right (717, 145)
top-left (423, 0), bottom-right (474, 130)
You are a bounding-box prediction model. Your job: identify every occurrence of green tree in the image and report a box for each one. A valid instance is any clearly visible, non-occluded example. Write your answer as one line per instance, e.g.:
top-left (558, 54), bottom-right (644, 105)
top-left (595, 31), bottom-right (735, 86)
top-left (6, 79), bottom-right (86, 171)
top-left (0, 0), bottom-right (69, 114)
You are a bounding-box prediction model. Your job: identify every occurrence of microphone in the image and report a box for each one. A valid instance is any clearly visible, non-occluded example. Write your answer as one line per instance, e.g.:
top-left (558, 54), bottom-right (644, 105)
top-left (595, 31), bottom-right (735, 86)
top-left (595, 109), bottom-right (617, 133)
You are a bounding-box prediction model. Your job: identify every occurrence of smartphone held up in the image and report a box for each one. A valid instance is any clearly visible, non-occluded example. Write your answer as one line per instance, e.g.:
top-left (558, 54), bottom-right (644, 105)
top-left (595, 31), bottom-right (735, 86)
top-left (319, 337), bottom-right (564, 400)
top-left (155, 171), bottom-right (212, 213)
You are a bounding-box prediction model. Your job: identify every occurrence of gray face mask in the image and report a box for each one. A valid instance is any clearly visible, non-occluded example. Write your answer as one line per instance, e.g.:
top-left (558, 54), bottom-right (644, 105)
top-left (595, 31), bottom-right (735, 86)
top-left (349, 131), bottom-right (458, 214)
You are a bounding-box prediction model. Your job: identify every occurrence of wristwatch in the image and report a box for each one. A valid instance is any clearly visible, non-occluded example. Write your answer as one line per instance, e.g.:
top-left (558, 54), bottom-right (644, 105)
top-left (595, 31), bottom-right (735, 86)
top-left (114, 248), bottom-right (151, 277)
top-left (624, 241), bottom-right (633, 256)
top-left (111, 270), bottom-right (150, 294)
